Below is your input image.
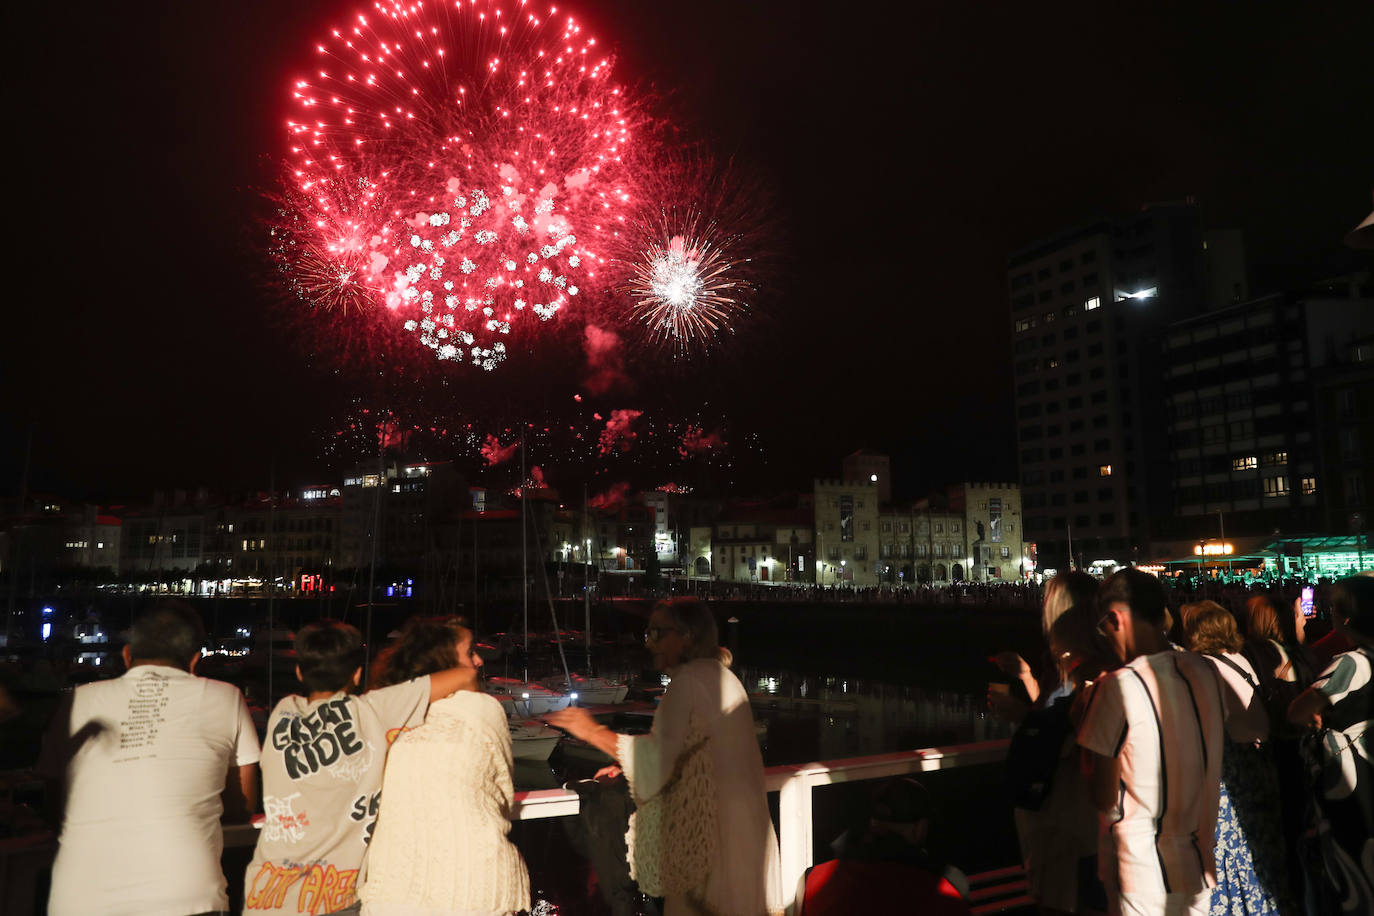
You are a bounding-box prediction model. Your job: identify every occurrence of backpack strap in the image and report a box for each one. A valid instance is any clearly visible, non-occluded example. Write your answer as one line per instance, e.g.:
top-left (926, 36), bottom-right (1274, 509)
top-left (1208, 652), bottom-right (1261, 693)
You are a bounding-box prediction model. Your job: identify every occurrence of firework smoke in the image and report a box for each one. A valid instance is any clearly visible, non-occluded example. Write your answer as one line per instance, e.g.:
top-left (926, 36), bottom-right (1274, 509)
top-left (582, 323), bottom-right (629, 394)
top-left (678, 424), bottom-right (725, 457)
top-left (597, 408), bottom-right (642, 455)
top-left (589, 481), bottom-right (631, 511)
top-left (480, 434), bottom-right (519, 466)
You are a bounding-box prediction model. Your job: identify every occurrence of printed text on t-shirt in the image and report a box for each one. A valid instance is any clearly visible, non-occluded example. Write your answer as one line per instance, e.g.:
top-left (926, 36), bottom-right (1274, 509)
top-left (245, 861), bottom-right (358, 914)
top-left (271, 699), bottom-right (365, 779)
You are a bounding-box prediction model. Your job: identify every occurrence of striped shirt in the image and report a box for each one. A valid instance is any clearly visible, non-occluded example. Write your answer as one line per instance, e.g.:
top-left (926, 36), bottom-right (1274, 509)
top-left (1077, 650), bottom-right (1227, 896)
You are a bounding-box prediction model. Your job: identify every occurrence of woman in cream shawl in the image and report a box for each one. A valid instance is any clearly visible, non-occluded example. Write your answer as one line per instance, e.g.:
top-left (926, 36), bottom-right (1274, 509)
top-left (548, 598), bottom-right (783, 916)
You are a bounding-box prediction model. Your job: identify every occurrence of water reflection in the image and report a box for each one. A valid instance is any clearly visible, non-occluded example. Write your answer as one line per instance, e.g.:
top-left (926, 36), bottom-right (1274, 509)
top-left (739, 668), bottom-right (1013, 766)
top-left (513, 668), bottom-right (1012, 790)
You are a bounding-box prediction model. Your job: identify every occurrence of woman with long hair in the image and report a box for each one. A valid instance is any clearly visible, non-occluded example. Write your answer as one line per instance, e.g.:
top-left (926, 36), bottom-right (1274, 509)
top-left (994, 576), bottom-right (1111, 916)
top-left (360, 616), bottom-right (530, 916)
top-left (547, 598), bottom-right (783, 916)
top-left (991, 571), bottom-right (1100, 709)
top-left (1182, 601), bottom-right (1292, 916)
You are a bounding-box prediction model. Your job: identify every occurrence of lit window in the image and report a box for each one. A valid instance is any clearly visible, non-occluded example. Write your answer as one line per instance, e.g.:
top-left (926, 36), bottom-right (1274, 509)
top-left (1263, 476), bottom-right (1290, 498)
top-left (1084, 296), bottom-right (1101, 311)
top-left (1301, 477), bottom-right (1317, 495)
top-left (1099, 465), bottom-right (1113, 477)
top-left (1232, 456), bottom-right (1258, 471)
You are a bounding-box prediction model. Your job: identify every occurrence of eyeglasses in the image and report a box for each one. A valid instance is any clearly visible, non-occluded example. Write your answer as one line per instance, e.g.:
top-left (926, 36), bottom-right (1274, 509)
top-left (1096, 612), bottom-right (1113, 639)
top-left (645, 626), bottom-right (680, 644)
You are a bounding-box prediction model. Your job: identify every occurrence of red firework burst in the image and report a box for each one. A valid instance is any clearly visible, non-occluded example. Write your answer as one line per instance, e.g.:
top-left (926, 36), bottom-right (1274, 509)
top-left (275, 0), bottom-right (656, 369)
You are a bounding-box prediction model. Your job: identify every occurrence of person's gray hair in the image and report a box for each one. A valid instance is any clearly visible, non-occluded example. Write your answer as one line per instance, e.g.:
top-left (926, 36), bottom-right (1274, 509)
top-left (654, 598), bottom-right (732, 668)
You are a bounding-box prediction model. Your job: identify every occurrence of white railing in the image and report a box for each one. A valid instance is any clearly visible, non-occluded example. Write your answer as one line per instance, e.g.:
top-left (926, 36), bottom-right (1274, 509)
top-left (224, 738), bottom-right (1011, 913)
top-left (764, 740), bottom-right (1011, 907)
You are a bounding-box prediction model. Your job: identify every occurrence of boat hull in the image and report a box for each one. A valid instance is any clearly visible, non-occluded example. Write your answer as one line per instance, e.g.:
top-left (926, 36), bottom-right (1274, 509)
top-left (485, 677), bottom-right (572, 716)
top-left (509, 721), bottom-right (562, 761)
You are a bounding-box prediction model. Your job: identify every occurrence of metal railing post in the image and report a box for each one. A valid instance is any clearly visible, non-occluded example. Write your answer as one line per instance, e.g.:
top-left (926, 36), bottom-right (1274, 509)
top-left (778, 775), bottom-right (814, 915)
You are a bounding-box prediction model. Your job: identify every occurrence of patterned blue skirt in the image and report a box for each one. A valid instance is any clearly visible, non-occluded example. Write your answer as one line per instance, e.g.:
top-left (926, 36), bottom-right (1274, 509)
top-left (1210, 742), bottom-right (1294, 916)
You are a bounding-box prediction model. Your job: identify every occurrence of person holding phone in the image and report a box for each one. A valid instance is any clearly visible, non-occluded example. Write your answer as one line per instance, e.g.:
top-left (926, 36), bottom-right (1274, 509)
top-left (1286, 576), bottom-right (1374, 916)
top-left (1238, 591), bottom-right (1320, 908)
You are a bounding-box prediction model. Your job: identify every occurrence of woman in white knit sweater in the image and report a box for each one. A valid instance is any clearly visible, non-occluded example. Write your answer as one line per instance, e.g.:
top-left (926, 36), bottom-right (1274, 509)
top-left (360, 616), bottom-right (529, 916)
top-left (547, 598), bottom-right (784, 916)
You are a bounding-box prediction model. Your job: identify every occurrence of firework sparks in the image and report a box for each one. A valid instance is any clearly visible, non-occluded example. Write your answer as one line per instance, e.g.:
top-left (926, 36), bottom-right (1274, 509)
top-left (625, 212), bottom-right (749, 351)
top-left (275, 0), bottom-right (653, 369)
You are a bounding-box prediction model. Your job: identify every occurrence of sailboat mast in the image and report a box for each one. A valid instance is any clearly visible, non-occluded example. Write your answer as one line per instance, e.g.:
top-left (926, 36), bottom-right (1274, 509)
top-left (520, 430), bottom-right (528, 684)
top-left (583, 484), bottom-right (590, 673)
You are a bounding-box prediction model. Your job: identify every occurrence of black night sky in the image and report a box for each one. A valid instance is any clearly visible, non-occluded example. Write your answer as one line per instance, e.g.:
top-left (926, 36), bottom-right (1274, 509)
top-left (4, 0), bottom-right (1371, 503)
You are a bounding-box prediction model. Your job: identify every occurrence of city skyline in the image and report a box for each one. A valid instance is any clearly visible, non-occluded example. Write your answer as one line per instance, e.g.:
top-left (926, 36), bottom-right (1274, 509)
top-left (4, 0), bottom-right (1372, 502)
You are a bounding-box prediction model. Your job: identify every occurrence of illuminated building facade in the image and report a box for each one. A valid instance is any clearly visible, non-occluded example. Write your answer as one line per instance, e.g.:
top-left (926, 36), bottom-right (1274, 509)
top-left (1009, 202), bottom-right (1247, 569)
top-left (711, 502), bottom-right (813, 585)
top-left (946, 482), bottom-right (1030, 581)
top-left (1155, 280), bottom-right (1373, 555)
top-left (814, 478), bottom-right (880, 586)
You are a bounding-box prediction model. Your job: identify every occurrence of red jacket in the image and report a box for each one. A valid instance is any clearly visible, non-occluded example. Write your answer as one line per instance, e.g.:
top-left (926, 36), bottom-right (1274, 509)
top-left (801, 859), bottom-right (973, 916)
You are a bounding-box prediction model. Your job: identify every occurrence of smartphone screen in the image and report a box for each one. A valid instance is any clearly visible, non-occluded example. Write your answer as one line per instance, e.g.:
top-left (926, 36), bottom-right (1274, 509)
top-left (1301, 586), bottom-right (1315, 618)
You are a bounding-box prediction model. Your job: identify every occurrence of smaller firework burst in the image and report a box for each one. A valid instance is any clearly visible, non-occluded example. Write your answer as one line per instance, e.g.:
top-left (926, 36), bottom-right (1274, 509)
top-left (269, 177), bottom-right (397, 314)
top-left (625, 212), bottom-right (749, 352)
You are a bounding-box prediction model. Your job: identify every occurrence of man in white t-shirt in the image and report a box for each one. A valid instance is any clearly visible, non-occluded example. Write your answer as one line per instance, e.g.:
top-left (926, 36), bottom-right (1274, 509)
top-left (1077, 570), bottom-right (1226, 916)
top-left (243, 619), bottom-right (478, 916)
top-left (42, 601), bottom-right (261, 916)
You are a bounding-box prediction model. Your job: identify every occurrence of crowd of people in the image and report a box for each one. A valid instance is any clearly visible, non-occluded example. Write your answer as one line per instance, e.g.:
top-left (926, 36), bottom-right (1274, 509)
top-left (34, 598), bottom-right (797, 916)
top-left (991, 571), bottom-right (1373, 916)
top-left (28, 569), bottom-right (1372, 916)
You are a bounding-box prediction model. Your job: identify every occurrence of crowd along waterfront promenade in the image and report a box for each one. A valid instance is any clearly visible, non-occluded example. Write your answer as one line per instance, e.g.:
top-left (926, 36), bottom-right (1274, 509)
top-left (1, 580), bottom-right (1347, 913)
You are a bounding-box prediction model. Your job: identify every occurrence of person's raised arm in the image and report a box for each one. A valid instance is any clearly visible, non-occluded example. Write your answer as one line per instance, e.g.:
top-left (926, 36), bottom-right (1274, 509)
top-left (544, 706), bottom-right (619, 759)
top-left (427, 665), bottom-right (480, 703)
top-left (549, 668), bottom-right (696, 802)
top-left (991, 651), bottom-right (1040, 703)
